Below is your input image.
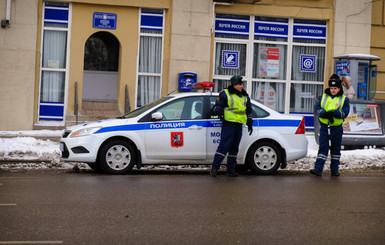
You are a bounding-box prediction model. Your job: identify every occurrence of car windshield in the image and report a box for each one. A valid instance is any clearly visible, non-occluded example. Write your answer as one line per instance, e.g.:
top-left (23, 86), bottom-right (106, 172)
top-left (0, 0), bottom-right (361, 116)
top-left (121, 97), bottom-right (172, 119)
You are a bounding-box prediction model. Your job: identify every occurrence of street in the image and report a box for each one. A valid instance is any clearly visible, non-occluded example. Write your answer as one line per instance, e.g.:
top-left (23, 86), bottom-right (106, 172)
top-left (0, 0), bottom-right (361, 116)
top-left (0, 169), bottom-right (385, 244)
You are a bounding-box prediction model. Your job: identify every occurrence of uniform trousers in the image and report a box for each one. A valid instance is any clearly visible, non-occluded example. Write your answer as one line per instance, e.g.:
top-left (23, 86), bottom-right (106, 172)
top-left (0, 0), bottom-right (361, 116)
top-left (212, 122), bottom-right (243, 171)
top-left (315, 122), bottom-right (343, 172)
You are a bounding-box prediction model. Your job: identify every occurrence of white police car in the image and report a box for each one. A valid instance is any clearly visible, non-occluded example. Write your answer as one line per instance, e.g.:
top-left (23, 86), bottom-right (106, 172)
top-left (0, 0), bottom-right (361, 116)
top-left (60, 83), bottom-right (308, 175)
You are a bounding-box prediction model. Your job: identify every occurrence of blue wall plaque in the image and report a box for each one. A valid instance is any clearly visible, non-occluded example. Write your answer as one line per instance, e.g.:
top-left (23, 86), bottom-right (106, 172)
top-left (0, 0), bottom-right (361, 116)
top-left (93, 12), bottom-right (117, 30)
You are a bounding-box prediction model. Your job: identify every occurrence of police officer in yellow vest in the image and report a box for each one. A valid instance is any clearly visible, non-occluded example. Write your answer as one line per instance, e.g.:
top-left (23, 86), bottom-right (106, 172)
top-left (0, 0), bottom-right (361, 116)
top-left (210, 75), bottom-right (253, 177)
top-left (310, 76), bottom-right (350, 177)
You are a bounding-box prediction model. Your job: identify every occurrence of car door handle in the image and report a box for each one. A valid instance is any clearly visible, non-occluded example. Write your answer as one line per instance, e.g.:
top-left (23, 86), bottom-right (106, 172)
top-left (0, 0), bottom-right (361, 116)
top-left (188, 125), bottom-right (203, 130)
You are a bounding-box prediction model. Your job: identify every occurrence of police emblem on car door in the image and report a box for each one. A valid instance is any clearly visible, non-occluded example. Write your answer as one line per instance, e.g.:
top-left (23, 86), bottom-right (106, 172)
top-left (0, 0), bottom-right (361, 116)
top-left (145, 96), bottom-right (207, 160)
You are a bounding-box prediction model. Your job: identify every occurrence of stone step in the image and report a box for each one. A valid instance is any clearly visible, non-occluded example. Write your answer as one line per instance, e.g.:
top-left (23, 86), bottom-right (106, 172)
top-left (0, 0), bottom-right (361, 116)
top-left (65, 100), bottom-right (121, 127)
top-left (82, 100), bottom-right (119, 111)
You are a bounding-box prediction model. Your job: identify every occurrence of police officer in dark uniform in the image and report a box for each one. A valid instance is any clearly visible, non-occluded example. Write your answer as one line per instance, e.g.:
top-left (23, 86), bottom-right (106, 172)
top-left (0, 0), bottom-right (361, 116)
top-left (210, 75), bottom-right (253, 177)
top-left (310, 76), bottom-right (350, 177)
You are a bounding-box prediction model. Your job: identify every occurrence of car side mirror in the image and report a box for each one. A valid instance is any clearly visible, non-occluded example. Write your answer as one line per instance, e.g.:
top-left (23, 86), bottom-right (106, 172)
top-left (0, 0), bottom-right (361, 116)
top-left (151, 112), bottom-right (163, 121)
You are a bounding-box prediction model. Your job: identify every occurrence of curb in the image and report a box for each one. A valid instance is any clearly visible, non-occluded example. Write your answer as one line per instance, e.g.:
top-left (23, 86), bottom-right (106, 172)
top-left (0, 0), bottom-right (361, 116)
top-left (0, 135), bottom-right (61, 142)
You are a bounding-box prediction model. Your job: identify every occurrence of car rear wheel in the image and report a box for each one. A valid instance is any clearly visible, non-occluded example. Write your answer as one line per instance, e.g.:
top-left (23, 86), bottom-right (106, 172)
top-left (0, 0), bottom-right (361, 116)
top-left (247, 142), bottom-right (281, 175)
top-left (98, 140), bottom-right (136, 174)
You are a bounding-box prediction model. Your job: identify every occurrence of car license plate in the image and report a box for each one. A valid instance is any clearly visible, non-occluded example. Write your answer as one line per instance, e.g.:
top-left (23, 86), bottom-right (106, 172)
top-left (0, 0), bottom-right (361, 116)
top-left (60, 142), bottom-right (64, 152)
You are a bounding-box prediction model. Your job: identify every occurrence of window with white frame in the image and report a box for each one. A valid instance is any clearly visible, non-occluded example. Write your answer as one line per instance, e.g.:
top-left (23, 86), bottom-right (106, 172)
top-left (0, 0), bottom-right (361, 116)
top-left (213, 14), bottom-right (327, 117)
top-left (136, 9), bottom-right (164, 107)
top-left (38, 1), bottom-right (70, 121)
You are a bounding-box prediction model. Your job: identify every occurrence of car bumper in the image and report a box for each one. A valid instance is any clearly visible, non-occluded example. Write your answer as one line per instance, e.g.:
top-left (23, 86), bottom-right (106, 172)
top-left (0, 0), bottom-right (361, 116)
top-left (60, 135), bottom-right (101, 163)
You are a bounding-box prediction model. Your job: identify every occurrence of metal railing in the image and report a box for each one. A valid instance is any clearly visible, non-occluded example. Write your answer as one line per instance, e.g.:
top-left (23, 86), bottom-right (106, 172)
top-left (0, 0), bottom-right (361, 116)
top-left (125, 84), bottom-right (131, 114)
top-left (74, 81), bottom-right (78, 125)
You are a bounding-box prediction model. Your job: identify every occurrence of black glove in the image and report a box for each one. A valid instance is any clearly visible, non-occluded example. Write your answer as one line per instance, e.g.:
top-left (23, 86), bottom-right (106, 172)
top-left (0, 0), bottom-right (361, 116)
top-left (247, 118), bottom-right (253, 135)
top-left (323, 111), bottom-right (334, 124)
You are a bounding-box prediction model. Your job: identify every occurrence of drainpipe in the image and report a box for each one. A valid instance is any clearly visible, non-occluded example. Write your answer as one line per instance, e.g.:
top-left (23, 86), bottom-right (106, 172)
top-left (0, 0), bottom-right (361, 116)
top-left (1, 0), bottom-right (11, 28)
top-left (211, 1), bottom-right (233, 34)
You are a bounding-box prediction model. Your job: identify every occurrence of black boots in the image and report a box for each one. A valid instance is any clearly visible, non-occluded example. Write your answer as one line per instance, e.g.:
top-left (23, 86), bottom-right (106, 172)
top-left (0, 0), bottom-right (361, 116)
top-left (210, 169), bottom-right (217, 177)
top-left (331, 170), bottom-right (340, 177)
top-left (310, 168), bottom-right (340, 177)
top-left (310, 168), bottom-right (322, 176)
top-left (226, 170), bottom-right (238, 177)
top-left (210, 169), bottom-right (239, 177)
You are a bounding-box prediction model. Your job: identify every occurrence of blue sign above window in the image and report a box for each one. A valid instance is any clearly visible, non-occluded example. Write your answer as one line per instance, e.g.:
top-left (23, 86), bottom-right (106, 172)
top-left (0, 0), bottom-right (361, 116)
top-left (222, 50), bottom-right (239, 69)
top-left (215, 17), bottom-right (250, 36)
top-left (141, 11), bottom-right (163, 31)
top-left (300, 54), bottom-right (317, 73)
top-left (293, 22), bottom-right (326, 40)
top-left (254, 20), bottom-right (288, 39)
top-left (93, 12), bottom-right (117, 30)
top-left (44, 4), bottom-right (69, 25)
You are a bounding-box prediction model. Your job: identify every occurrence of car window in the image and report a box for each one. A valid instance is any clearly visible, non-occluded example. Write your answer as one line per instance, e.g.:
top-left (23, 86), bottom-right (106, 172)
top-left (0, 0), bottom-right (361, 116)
top-left (209, 96), bottom-right (269, 118)
top-left (251, 104), bottom-right (270, 118)
top-left (209, 96), bottom-right (219, 119)
top-left (122, 97), bottom-right (172, 119)
top-left (156, 97), bottom-right (204, 121)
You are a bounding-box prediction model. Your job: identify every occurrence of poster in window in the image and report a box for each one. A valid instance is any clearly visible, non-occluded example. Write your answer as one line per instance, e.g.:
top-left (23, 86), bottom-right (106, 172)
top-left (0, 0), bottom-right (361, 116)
top-left (336, 61), bottom-right (350, 77)
top-left (342, 103), bottom-right (382, 135)
top-left (300, 54), bottom-right (316, 72)
top-left (254, 83), bottom-right (276, 108)
top-left (222, 50), bottom-right (239, 69)
top-left (259, 47), bottom-right (280, 78)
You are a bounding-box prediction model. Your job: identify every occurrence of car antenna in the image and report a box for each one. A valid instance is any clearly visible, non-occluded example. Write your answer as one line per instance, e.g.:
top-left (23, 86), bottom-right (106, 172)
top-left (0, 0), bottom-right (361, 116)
top-left (167, 89), bottom-right (178, 96)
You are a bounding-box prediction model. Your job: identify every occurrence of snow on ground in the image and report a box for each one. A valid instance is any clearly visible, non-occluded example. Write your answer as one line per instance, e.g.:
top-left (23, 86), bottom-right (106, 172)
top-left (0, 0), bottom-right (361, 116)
top-left (0, 130), bottom-right (384, 172)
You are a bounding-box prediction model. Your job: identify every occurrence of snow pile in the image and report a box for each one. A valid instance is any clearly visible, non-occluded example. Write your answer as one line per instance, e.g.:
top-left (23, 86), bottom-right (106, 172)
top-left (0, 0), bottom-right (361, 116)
top-left (286, 135), bottom-right (385, 172)
top-left (0, 137), bottom-right (61, 163)
top-left (0, 131), bottom-right (384, 172)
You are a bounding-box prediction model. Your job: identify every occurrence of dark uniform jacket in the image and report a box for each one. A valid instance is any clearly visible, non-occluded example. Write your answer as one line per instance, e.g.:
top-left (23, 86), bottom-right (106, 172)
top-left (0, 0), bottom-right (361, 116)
top-left (212, 85), bottom-right (252, 125)
top-left (315, 87), bottom-right (350, 125)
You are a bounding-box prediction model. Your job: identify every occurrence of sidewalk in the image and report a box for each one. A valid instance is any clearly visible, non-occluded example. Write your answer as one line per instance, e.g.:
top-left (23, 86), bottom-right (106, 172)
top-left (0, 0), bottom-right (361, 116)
top-left (0, 130), bottom-right (62, 142)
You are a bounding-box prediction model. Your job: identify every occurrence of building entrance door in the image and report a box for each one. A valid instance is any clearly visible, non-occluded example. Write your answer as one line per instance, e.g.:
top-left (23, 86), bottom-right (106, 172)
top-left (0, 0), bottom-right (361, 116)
top-left (83, 31), bottom-right (119, 101)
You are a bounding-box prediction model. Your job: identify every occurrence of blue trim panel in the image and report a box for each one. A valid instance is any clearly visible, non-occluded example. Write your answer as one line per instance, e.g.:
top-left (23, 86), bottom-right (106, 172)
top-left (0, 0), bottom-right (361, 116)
top-left (44, 6), bottom-right (69, 24)
top-left (94, 119), bottom-right (301, 134)
top-left (258, 119), bottom-right (300, 127)
top-left (293, 23), bottom-right (326, 41)
top-left (289, 113), bottom-right (314, 128)
top-left (38, 117), bottom-right (63, 121)
top-left (215, 18), bottom-right (250, 36)
top-left (39, 102), bottom-right (64, 117)
top-left (254, 20), bottom-right (288, 38)
top-left (141, 14), bottom-right (163, 30)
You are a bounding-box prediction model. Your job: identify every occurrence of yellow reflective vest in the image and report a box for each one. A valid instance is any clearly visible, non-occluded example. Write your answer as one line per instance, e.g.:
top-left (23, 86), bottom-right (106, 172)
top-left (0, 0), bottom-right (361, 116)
top-left (223, 89), bottom-right (248, 124)
top-left (319, 94), bottom-right (346, 126)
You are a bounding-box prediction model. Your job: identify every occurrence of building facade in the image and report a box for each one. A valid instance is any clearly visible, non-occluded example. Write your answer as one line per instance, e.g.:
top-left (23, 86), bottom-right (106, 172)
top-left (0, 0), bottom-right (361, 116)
top-left (0, 0), bottom-right (382, 131)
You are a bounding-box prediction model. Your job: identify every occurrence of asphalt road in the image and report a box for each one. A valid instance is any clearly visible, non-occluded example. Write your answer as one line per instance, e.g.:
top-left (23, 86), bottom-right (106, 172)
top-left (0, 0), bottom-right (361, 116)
top-left (0, 169), bottom-right (384, 245)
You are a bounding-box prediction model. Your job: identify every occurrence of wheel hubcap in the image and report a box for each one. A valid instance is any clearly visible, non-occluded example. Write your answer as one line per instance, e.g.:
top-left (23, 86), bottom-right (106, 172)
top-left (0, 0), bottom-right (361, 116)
top-left (106, 145), bottom-right (131, 170)
top-left (254, 146), bottom-right (277, 170)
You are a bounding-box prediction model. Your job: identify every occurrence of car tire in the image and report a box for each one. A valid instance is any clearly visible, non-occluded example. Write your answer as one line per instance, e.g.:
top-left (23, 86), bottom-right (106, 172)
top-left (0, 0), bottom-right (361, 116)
top-left (247, 141), bottom-right (281, 175)
top-left (98, 140), bottom-right (136, 174)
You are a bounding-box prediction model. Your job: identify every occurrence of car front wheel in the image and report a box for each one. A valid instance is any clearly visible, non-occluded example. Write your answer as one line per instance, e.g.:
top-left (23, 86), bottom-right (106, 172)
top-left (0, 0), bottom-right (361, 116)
top-left (247, 142), bottom-right (281, 175)
top-left (98, 140), bottom-right (136, 174)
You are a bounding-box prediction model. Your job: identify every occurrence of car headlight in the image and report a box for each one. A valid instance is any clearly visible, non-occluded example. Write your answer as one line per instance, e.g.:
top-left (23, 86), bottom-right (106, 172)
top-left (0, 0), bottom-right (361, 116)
top-left (70, 127), bottom-right (102, 138)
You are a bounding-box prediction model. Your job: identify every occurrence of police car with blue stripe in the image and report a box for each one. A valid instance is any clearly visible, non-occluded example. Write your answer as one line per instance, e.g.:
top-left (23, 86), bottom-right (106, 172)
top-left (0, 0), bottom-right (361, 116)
top-left (60, 82), bottom-right (308, 175)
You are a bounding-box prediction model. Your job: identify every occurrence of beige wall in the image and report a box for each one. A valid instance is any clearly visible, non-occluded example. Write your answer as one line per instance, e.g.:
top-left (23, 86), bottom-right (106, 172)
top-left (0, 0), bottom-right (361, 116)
top-left (46, 0), bottom-right (172, 117)
top-left (0, 0), bottom-right (38, 130)
top-left (333, 0), bottom-right (372, 56)
top-left (168, 0), bottom-right (213, 92)
top-left (68, 4), bottom-right (140, 115)
top-left (371, 0), bottom-right (385, 100)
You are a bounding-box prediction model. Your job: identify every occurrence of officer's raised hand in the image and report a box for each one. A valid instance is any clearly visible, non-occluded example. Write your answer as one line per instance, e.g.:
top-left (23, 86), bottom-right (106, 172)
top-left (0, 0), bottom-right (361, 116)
top-left (247, 118), bottom-right (253, 135)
